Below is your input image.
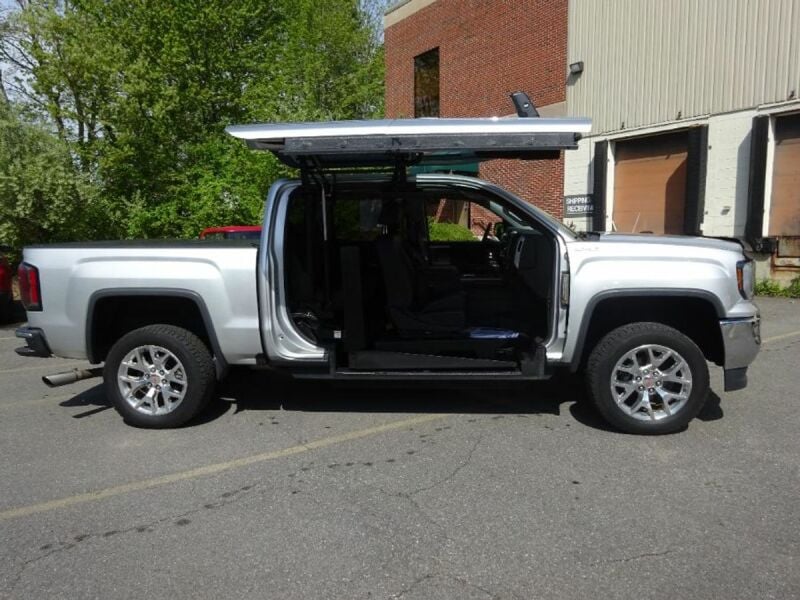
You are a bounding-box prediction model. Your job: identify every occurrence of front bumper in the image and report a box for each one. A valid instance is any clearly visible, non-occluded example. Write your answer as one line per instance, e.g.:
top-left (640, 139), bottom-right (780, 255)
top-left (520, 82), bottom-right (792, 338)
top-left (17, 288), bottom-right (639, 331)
top-left (719, 315), bottom-right (761, 391)
top-left (15, 327), bottom-right (52, 358)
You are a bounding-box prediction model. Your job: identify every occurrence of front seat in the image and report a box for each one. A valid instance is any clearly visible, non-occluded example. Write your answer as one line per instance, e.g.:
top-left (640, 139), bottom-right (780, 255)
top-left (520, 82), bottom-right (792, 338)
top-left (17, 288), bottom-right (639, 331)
top-left (376, 201), bottom-right (466, 336)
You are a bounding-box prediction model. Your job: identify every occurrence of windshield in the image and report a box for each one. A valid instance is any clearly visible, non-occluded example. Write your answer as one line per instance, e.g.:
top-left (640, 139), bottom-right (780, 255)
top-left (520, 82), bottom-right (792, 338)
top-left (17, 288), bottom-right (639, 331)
top-left (487, 200), bottom-right (532, 231)
top-left (483, 186), bottom-right (576, 239)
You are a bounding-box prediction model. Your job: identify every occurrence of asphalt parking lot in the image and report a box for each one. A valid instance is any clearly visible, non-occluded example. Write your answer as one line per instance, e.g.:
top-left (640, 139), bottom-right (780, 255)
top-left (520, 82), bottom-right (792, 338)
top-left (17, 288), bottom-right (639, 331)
top-left (0, 298), bottom-right (798, 600)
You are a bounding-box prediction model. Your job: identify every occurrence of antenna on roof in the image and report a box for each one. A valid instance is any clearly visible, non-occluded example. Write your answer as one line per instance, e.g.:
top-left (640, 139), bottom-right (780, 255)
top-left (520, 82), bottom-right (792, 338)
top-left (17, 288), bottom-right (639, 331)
top-left (510, 92), bottom-right (539, 118)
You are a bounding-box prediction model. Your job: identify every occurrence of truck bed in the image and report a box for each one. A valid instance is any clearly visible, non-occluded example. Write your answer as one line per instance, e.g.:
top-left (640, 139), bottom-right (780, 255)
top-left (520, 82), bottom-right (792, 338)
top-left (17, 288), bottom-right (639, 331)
top-left (23, 240), bottom-right (262, 364)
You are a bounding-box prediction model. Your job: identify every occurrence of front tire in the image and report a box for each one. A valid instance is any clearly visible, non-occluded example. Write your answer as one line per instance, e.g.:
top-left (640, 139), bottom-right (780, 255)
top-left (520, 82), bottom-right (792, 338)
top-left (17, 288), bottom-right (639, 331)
top-left (586, 322), bottom-right (709, 434)
top-left (104, 324), bottom-right (216, 428)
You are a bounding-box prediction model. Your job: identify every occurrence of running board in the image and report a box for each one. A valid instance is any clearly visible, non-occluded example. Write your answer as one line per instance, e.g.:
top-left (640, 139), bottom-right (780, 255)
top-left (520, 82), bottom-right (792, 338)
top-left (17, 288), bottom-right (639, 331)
top-left (348, 350), bottom-right (516, 371)
top-left (292, 369), bottom-right (550, 383)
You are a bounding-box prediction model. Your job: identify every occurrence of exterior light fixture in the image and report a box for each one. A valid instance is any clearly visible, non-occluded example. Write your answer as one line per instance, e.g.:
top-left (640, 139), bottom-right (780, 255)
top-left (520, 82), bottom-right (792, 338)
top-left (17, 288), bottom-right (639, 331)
top-left (569, 61), bottom-right (584, 75)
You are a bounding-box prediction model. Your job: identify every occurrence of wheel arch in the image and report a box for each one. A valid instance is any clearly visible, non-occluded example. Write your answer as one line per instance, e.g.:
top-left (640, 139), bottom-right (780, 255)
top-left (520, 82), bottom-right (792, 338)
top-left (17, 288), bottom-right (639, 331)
top-left (86, 288), bottom-right (228, 378)
top-left (569, 289), bottom-right (725, 372)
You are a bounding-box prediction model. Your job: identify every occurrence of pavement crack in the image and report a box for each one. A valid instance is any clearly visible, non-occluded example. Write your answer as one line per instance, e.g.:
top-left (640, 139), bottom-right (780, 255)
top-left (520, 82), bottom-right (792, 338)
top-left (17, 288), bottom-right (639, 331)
top-left (389, 573), bottom-right (435, 599)
top-left (442, 572), bottom-right (501, 598)
top-left (389, 572), bottom-right (502, 600)
top-left (5, 542), bottom-right (77, 595)
top-left (410, 432), bottom-right (483, 497)
top-left (5, 483), bottom-right (260, 593)
top-left (358, 433), bottom-right (484, 547)
top-left (591, 548), bottom-right (676, 566)
top-left (373, 483), bottom-right (448, 534)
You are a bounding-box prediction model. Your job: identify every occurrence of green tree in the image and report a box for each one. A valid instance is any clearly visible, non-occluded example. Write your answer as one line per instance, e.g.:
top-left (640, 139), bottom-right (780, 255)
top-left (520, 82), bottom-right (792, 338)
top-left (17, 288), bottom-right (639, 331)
top-left (0, 0), bottom-right (384, 243)
top-left (0, 101), bottom-right (115, 255)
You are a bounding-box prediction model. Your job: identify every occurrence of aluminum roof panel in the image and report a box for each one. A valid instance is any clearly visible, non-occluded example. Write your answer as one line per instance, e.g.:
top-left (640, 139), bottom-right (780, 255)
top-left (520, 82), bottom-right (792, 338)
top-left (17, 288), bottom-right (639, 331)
top-left (226, 117), bottom-right (591, 143)
top-left (226, 117), bottom-right (592, 169)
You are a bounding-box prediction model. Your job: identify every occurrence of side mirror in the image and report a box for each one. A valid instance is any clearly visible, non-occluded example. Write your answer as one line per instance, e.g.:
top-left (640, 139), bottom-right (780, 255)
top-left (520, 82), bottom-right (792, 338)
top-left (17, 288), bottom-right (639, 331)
top-left (493, 222), bottom-right (505, 238)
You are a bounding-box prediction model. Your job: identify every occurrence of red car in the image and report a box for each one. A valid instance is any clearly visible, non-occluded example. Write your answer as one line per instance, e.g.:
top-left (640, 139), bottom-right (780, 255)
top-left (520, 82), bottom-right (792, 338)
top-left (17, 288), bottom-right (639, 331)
top-left (199, 226), bottom-right (261, 241)
top-left (0, 247), bottom-right (12, 322)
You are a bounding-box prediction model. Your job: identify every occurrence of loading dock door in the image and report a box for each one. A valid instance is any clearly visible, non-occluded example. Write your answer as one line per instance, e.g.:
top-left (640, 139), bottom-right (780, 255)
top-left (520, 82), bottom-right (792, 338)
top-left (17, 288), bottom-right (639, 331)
top-left (769, 113), bottom-right (800, 256)
top-left (613, 131), bottom-right (688, 234)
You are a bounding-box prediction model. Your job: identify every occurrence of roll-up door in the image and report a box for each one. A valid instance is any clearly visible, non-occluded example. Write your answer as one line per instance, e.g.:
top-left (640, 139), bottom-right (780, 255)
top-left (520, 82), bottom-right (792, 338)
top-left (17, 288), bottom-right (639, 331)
top-left (613, 131), bottom-right (688, 234)
top-left (768, 113), bottom-right (800, 257)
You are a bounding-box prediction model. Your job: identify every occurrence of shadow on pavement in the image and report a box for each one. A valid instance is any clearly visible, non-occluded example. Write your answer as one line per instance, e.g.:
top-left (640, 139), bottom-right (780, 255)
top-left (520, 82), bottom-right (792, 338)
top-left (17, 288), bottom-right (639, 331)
top-left (59, 385), bottom-right (113, 419)
top-left (696, 390), bottom-right (724, 422)
top-left (214, 367), bottom-right (572, 415)
top-left (55, 366), bottom-right (723, 432)
top-left (567, 388), bottom-right (724, 434)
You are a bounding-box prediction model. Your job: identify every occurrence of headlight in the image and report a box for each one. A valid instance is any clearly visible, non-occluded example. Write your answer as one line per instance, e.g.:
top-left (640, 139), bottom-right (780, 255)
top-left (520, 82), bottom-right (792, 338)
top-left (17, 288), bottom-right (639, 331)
top-left (736, 259), bottom-right (754, 300)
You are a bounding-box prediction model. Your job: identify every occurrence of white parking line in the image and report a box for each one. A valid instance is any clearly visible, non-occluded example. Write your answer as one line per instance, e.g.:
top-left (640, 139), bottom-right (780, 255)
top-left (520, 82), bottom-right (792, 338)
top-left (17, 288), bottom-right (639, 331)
top-left (762, 330), bottom-right (800, 344)
top-left (0, 413), bottom-right (446, 522)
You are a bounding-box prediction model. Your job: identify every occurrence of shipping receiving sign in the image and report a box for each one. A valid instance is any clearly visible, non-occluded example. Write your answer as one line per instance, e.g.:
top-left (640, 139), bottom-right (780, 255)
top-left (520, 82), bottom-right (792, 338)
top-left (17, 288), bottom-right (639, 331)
top-left (564, 194), bottom-right (594, 217)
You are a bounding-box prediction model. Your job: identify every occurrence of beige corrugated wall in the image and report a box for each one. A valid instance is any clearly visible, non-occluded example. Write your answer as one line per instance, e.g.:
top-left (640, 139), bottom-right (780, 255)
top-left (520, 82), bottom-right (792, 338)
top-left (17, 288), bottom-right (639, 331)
top-left (567, 0), bottom-right (800, 134)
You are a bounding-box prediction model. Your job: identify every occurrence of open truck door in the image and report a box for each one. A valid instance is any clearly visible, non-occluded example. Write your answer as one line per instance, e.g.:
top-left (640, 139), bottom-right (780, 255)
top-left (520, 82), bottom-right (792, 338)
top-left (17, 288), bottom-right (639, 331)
top-left (227, 94), bottom-right (591, 379)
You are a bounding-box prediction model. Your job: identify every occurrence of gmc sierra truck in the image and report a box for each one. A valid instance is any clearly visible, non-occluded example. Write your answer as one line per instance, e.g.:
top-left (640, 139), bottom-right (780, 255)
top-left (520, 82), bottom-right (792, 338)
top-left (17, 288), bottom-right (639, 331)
top-left (14, 104), bottom-right (761, 434)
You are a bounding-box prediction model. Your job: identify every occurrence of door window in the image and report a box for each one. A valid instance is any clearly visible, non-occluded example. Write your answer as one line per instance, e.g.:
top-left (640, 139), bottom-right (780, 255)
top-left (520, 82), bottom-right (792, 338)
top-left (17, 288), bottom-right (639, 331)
top-left (333, 198), bottom-right (384, 242)
top-left (426, 198), bottom-right (505, 241)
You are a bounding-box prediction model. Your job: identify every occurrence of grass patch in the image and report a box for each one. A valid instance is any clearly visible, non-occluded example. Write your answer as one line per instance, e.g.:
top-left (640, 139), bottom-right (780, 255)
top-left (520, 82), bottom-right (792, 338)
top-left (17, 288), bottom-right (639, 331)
top-left (755, 276), bottom-right (800, 298)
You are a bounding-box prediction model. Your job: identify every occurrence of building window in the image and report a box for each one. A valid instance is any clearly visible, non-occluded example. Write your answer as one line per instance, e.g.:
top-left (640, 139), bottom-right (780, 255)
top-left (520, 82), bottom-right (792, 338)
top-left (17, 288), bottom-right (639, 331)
top-left (414, 48), bottom-right (439, 117)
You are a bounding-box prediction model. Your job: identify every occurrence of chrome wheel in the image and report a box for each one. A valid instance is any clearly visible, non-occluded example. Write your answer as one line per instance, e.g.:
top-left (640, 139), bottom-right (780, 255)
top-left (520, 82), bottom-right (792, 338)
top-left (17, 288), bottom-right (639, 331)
top-left (610, 344), bottom-right (692, 422)
top-left (116, 345), bottom-right (188, 416)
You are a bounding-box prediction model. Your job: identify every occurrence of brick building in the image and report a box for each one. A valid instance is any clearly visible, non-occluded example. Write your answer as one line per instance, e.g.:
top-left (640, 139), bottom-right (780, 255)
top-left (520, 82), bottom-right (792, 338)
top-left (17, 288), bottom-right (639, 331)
top-left (385, 0), bottom-right (800, 282)
top-left (383, 0), bottom-right (569, 220)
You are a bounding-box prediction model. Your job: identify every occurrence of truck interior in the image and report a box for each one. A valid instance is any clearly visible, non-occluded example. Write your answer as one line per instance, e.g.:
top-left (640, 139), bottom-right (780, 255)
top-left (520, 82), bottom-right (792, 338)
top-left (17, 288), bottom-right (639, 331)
top-left (283, 178), bottom-right (558, 375)
top-left (226, 92), bottom-right (590, 376)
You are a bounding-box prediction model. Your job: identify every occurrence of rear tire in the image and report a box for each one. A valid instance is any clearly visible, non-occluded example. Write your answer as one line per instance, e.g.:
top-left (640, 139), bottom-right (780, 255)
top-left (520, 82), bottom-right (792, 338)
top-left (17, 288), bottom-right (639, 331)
top-left (586, 322), bottom-right (709, 434)
top-left (104, 324), bottom-right (216, 428)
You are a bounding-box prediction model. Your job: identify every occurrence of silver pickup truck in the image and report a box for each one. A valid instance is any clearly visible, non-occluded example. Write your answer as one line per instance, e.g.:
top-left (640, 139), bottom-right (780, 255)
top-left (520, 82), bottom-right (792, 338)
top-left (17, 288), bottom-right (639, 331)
top-left (15, 110), bottom-right (760, 434)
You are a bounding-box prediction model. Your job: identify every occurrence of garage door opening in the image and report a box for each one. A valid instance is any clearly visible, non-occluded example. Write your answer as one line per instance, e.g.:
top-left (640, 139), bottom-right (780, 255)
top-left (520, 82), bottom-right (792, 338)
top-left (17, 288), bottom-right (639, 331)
top-left (613, 131), bottom-right (688, 235)
top-left (768, 112), bottom-right (800, 257)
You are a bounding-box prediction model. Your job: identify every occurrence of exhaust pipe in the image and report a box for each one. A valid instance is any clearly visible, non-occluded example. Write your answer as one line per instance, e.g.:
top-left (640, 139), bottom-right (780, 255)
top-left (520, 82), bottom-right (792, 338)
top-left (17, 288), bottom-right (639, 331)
top-left (42, 367), bottom-right (104, 388)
